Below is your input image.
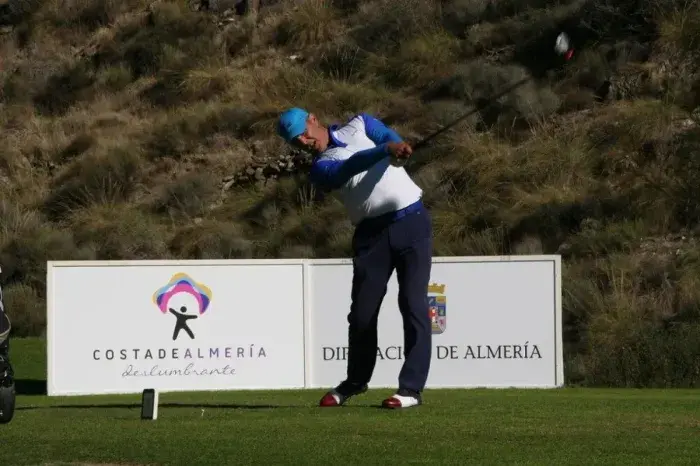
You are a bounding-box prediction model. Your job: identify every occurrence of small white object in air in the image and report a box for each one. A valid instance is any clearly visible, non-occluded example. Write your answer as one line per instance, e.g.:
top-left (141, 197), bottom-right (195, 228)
top-left (555, 33), bottom-right (570, 55)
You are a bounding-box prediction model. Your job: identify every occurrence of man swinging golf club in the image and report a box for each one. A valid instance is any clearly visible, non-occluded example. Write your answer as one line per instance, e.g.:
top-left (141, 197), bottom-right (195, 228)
top-left (277, 108), bottom-right (433, 409)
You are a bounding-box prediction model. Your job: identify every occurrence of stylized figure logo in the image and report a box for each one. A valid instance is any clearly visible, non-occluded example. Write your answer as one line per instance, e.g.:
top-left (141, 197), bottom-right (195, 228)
top-left (153, 273), bottom-right (212, 340)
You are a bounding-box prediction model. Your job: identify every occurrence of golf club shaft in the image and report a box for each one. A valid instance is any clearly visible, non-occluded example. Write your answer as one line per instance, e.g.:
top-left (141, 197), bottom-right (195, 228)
top-left (408, 30), bottom-right (575, 156)
top-left (411, 76), bottom-right (531, 152)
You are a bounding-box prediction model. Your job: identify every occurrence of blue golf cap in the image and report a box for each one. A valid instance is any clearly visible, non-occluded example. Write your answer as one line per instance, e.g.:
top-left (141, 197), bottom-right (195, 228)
top-left (277, 107), bottom-right (309, 142)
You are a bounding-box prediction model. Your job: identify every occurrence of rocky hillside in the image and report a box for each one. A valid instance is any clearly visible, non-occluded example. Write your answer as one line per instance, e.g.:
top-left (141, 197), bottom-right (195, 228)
top-left (1, 0), bottom-right (700, 386)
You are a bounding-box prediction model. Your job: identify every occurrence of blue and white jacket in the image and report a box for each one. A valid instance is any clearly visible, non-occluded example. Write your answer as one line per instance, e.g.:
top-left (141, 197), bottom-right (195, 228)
top-left (309, 113), bottom-right (423, 225)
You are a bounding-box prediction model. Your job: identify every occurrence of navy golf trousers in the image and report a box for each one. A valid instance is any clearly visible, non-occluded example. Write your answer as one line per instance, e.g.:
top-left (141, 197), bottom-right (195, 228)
top-left (345, 200), bottom-right (433, 393)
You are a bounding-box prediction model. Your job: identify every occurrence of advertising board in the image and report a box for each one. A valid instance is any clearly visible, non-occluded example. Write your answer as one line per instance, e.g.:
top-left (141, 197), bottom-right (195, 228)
top-left (306, 257), bottom-right (562, 389)
top-left (46, 256), bottom-right (562, 395)
top-left (47, 260), bottom-right (306, 396)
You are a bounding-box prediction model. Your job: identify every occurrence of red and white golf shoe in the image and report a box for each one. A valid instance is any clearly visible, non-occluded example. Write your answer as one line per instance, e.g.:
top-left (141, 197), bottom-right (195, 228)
top-left (381, 389), bottom-right (422, 409)
top-left (319, 382), bottom-right (368, 407)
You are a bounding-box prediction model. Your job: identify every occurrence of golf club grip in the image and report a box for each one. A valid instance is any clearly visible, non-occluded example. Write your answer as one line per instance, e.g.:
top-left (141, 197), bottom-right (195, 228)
top-left (411, 77), bottom-right (532, 152)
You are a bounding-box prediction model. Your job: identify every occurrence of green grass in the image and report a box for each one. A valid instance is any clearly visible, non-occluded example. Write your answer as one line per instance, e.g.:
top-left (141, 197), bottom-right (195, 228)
top-left (3, 338), bottom-right (700, 465)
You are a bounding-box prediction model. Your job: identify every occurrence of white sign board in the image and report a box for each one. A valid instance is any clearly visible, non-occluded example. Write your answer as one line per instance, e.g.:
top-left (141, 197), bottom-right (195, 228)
top-left (307, 257), bottom-right (562, 389)
top-left (47, 260), bottom-right (306, 396)
top-left (47, 256), bottom-right (562, 396)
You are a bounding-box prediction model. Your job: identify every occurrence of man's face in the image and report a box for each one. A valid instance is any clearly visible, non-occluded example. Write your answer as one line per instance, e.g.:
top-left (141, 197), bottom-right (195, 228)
top-left (291, 114), bottom-right (328, 153)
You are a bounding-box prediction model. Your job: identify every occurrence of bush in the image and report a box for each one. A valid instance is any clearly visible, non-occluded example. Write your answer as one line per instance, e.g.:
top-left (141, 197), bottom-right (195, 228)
top-left (657, 0), bottom-right (700, 57)
top-left (1, 282), bottom-right (46, 338)
top-left (153, 171), bottom-right (221, 220)
top-left (43, 147), bottom-right (142, 220)
top-left (170, 220), bottom-right (254, 259)
top-left (0, 226), bottom-right (95, 292)
top-left (69, 203), bottom-right (171, 260)
top-left (376, 30), bottom-right (461, 89)
top-left (424, 61), bottom-right (560, 133)
top-left (272, 0), bottom-right (343, 48)
top-left (0, 200), bottom-right (42, 247)
top-left (41, 0), bottom-right (148, 33)
top-left (147, 104), bottom-right (262, 159)
top-left (565, 254), bottom-right (700, 387)
top-left (33, 61), bottom-right (97, 116)
top-left (352, 0), bottom-right (441, 53)
top-left (140, 67), bottom-right (234, 108)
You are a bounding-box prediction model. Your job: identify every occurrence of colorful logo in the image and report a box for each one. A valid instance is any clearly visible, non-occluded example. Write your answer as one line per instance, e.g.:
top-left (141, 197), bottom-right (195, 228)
top-left (428, 283), bottom-right (446, 335)
top-left (152, 273), bottom-right (213, 341)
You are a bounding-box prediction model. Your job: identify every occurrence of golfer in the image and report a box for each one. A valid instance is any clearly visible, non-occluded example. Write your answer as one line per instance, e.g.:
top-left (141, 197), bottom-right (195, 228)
top-left (277, 108), bottom-right (433, 409)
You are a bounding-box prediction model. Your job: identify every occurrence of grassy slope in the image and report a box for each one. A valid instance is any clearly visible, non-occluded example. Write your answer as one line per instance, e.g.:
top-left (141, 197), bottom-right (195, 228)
top-left (4, 338), bottom-right (700, 465)
top-left (1, 0), bottom-right (700, 387)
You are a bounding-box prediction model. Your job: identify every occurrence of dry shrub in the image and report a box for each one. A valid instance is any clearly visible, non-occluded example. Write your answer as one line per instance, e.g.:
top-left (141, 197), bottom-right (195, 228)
top-left (376, 30), bottom-right (461, 89)
top-left (277, 244), bottom-right (316, 258)
top-left (153, 171), bottom-right (221, 220)
top-left (0, 200), bottom-right (43, 248)
top-left (657, 0), bottom-right (700, 57)
top-left (440, 0), bottom-right (492, 34)
top-left (654, 0), bottom-right (700, 110)
top-left (274, 205), bottom-right (350, 258)
top-left (54, 132), bottom-right (96, 165)
top-left (147, 104), bottom-right (263, 159)
top-left (636, 128), bottom-right (700, 228)
top-left (273, 0), bottom-right (343, 48)
top-left (0, 282), bottom-right (46, 338)
top-left (424, 61), bottom-right (560, 133)
top-left (94, 64), bottom-right (133, 92)
top-left (352, 0), bottom-right (442, 53)
top-left (39, 0), bottom-right (150, 33)
top-left (231, 175), bottom-right (352, 258)
top-left (43, 147), bottom-right (142, 220)
top-left (220, 17), bottom-right (257, 56)
top-left (1, 37), bottom-right (75, 106)
top-left (140, 67), bottom-right (235, 108)
top-left (561, 220), bottom-right (646, 258)
top-left (255, 63), bottom-right (398, 122)
top-left (69, 203), bottom-right (171, 260)
top-left (451, 0), bottom-right (565, 24)
top-left (584, 100), bottom-right (682, 158)
top-left (565, 254), bottom-right (700, 387)
top-left (92, 0), bottom-right (224, 78)
top-left (585, 105), bottom-right (700, 229)
top-left (313, 39), bottom-right (371, 83)
top-left (20, 1), bottom-right (154, 115)
top-left (170, 220), bottom-right (254, 259)
top-left (0, 225), bottom-right (95, 292)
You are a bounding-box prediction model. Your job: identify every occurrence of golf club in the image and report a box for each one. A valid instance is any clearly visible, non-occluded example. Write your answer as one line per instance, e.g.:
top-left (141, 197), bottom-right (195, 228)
top-left (398, 32), bottom-right (575, 166)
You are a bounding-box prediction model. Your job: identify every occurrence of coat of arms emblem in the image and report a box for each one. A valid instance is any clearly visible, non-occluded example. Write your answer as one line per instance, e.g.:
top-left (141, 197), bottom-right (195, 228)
top-left (428, 283), bottom-right (446, 334)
